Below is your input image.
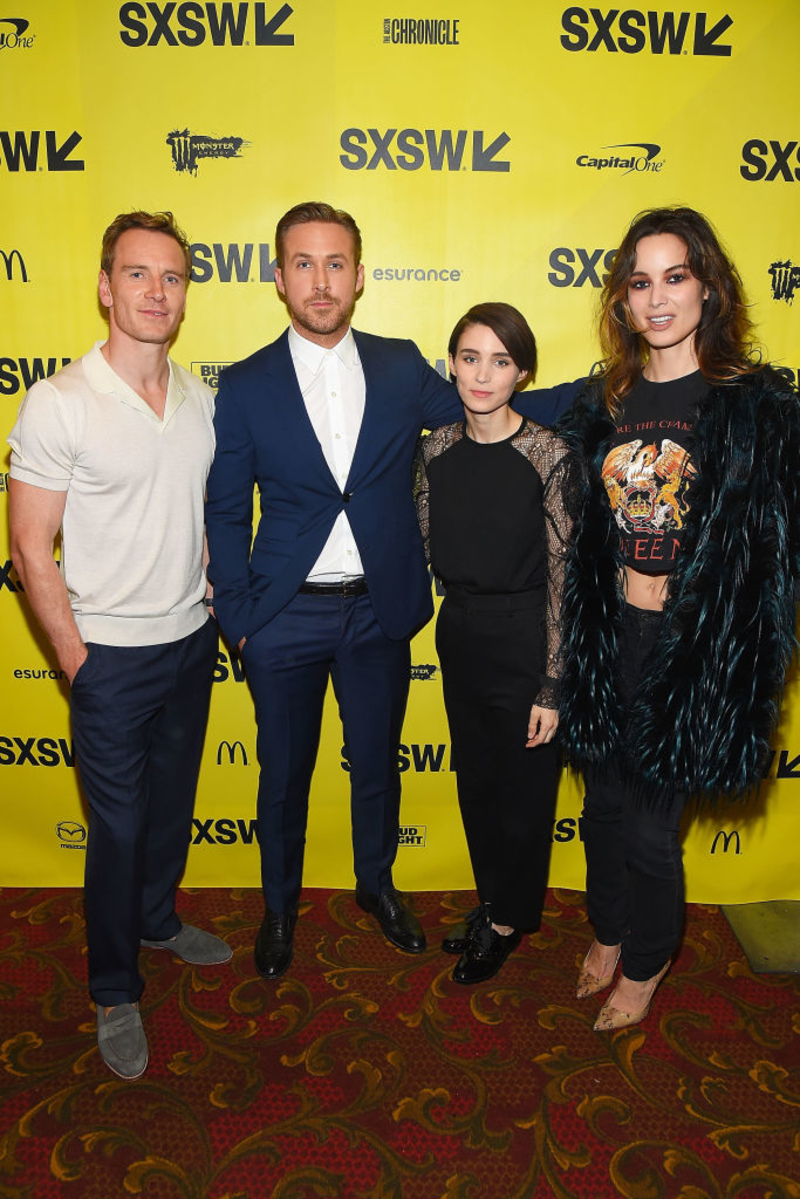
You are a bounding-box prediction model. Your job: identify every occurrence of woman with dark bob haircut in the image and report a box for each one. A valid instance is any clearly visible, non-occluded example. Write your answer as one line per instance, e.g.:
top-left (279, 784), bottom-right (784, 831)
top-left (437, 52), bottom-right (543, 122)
top-left (414, 303), bottom-right (582, 983)
top-left (557, 206), bottom-right (800, 1028)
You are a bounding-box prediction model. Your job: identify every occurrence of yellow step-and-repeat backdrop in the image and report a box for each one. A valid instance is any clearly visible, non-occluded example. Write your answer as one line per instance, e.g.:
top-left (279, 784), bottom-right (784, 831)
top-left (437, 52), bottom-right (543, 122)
top-left (1, 0), bottom-right (799, 900)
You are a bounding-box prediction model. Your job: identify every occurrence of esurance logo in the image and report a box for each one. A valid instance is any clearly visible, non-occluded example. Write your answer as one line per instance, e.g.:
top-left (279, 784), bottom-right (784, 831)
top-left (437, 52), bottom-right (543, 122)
top-left (0, 131), bottom-right (84, 172)
top-left (0, 248), bottom-right (28, 282)
top-left (560, 8), bottom-right (732, 55)
top-left (0, 17), bottom-right (34, 49)
top-left (167, 130), bottom-right (249, 175)
top-left (340, 128), bottom-right (510, 172)
top-left (548, 247), bottom-right (617, 288)
top-left (119, 2), bottom-right (294, 45)
top-left (190, 242), bottom-right (275, 282)
top-left (577, 142), bottom-right (663, 175)
top-left (0, 356), bottom-right (71, 396)
top-left (769, 261), bottom-right (800, 305)
top-left (383, 17), bottom-right (459, 44)
top-left (740, 140), bottom-right (800, 183)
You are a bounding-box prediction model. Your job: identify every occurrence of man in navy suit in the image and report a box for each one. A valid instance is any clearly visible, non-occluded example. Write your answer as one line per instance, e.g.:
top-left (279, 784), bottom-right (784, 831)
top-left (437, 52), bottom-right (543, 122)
top-left (205, 201), bottom-right (574, 980)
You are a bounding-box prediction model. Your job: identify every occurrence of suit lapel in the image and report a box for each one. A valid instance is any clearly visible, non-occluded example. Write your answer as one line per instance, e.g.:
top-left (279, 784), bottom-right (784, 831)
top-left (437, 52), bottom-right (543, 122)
top-left (270, 330), bottom-right (338, 486)
top-left (347, 330), bottom-right (378, 488)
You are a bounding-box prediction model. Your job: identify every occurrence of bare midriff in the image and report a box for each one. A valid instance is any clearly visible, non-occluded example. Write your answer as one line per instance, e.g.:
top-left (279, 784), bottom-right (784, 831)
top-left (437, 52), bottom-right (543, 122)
top-left (623, 565), bottom-right (669, 611)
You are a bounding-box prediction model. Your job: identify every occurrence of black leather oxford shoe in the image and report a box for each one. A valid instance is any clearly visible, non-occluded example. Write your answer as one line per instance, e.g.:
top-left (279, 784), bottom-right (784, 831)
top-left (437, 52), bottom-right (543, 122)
top-left (355, 884), bottom-right (426, 954)
top-left (441, 905), bottom-right (482, 955)
top-left (451, 913), bottom-right (521, 985)
top-left (254, 909), bottom-right (297, 980)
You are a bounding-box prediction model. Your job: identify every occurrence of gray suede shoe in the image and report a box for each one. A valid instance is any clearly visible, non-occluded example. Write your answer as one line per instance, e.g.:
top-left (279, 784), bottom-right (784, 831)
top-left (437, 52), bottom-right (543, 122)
top-left (140, 923), bottom-right (233, 965)
top-left (96, 1003), bottom-right (148, 1080)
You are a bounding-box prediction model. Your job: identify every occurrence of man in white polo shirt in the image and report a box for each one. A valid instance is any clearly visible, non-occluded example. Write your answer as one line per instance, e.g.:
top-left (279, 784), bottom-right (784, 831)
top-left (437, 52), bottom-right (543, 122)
top-left (8, 211), bottom-right (230, 1080)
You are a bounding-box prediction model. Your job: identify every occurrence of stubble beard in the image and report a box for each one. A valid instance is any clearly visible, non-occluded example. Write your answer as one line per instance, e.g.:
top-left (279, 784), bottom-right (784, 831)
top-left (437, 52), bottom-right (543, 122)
top-left (291, 296), bottom-right (353, 340)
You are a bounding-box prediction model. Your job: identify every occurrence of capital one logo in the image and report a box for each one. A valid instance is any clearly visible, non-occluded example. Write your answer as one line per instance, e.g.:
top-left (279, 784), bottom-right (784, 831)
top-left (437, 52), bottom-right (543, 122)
top-left (340, 128), bottom-right (510, 172)
top-left (560, 8), bottom-right (732, 55)
top-left (0, 17), bottom-right (34, 49)
top-left (119, 2), bottom-right (294, 46)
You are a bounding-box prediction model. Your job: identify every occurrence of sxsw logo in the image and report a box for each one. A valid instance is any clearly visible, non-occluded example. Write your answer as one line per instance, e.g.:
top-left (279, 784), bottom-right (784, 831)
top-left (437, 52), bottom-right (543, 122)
top-left (216, 739), bottom-right (250, 765)
top-left (399, 825), bottom-right (426, 846)
top-left (119, 2), bottom-right (294, 45)
top-left (0, 249), bottom-right (28, 282)
top-left (0, 17), bottom-right (35, 49)
top-left (740, 140), bottom-right (800, 183)
top-left (548, 248), bottom-right (617, 288)
top-left (769, 262), bottom-right (800, 305)
top-left (340, 128), bottom-right (510, 172)
top-left (191, 817), bottom-right (259, 844)
top-left (342, 742), bottom-right (454, 773)
top-left (0, 736), bottom-right (75, 766)
top-left (56, 820), bottom-right (87, 850)
top-left (0, 131), bottom-right (84, 172)
top-left (0, 357), bottom-right (71, 396)
top-left (0, 560), bottom-right (24, 593)
top-left (192, 361), bottom-right (234, 389)
top-left (560, 8), bottom-right (732, 55)
top-left (190, 242), bottom-right (276, 283)
top-left (213, 650), bottom-right (247, 681)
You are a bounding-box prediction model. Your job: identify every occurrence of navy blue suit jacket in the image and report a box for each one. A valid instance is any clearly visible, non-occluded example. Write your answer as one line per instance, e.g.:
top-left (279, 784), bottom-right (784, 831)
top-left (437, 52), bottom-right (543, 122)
top-left (205, 327), bottom-right (578, 646)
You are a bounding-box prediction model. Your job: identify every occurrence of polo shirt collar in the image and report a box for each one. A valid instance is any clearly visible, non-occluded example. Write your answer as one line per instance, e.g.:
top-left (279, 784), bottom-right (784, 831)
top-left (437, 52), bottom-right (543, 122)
top-left (83, 341), bottom-right (187, 424)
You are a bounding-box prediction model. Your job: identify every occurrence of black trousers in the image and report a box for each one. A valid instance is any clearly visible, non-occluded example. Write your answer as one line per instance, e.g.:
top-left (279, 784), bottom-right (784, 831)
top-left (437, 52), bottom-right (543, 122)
top-left (436, 589), bottom-right (560, 930)
top-left (581, 604), bottom-right (687, 981)
top-left (71, 619), bottom-right (217, 1006)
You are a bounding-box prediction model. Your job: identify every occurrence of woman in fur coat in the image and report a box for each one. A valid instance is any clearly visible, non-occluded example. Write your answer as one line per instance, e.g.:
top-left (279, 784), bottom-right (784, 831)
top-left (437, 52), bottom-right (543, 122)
top-left (558, 206), bottom-right (800, 1030)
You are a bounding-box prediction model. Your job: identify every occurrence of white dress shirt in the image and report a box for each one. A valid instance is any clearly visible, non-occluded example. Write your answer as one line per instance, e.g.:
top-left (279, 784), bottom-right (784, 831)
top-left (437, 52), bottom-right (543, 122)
top-left (288, 325), bottom-right (366, 581)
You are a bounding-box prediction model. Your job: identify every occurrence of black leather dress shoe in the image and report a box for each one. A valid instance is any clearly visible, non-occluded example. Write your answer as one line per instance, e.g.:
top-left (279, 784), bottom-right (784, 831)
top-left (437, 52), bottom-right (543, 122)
top-left (451, 916), bottom-right (522, 985)
top-left (254, 910), bottom-right (297, 980)
top-left (442, 905), bottom-right (482, 955)
top-left (355, 885), bottom-right (426, 954)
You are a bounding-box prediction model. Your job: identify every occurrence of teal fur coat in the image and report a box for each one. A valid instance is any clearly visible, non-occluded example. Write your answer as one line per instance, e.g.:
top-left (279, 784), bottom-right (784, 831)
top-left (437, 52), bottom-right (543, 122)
top-left (557, 367), bottom-right (800, 798)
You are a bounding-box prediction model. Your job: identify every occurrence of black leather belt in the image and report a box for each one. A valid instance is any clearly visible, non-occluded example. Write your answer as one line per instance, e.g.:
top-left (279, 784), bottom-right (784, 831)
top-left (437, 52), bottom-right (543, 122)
top-left (299, 578), bottom-right (368, 597)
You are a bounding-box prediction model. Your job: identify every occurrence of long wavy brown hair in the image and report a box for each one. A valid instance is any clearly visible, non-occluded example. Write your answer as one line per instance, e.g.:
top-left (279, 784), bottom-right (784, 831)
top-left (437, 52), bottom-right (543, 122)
top-left (597, 207), bottom-right (759, 414)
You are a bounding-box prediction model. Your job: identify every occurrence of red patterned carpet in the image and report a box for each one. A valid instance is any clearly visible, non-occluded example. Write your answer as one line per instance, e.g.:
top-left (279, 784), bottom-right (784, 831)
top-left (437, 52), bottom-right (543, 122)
top-left (1, 887), bottom-right (798, 1199)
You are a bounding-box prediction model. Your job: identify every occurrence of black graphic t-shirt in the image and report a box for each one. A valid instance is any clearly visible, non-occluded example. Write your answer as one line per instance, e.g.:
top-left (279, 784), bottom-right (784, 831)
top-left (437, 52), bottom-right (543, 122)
top-left (602, 370), bottom-right (709, 573)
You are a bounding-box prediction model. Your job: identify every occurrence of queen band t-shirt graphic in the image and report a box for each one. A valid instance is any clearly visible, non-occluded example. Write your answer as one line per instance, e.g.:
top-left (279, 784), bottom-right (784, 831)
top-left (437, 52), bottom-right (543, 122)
top-left (601, 371), bottom-right (708, 573)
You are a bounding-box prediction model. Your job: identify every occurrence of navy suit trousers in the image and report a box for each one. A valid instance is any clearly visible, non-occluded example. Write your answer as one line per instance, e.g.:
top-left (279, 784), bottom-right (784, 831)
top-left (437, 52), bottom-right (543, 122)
top-left (241, 591), bottom-right (410, 912)
top-left (70, 619), bottom-right (217, 1006)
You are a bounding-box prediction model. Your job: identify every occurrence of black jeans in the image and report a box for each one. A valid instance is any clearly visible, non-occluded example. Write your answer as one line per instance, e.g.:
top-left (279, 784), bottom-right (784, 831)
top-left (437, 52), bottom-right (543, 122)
top-left (581, 604), bottom-right (686, 980)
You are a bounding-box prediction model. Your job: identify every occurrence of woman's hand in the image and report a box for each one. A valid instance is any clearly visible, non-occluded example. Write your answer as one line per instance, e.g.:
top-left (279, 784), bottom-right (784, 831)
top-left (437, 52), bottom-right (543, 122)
top-left (526, 705), bottom-right (558, 748)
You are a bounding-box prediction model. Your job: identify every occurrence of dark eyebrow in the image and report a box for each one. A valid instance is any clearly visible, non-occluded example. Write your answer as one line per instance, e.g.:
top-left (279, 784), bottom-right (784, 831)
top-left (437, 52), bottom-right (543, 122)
top-left (630, 262), bottom-right (689, 278)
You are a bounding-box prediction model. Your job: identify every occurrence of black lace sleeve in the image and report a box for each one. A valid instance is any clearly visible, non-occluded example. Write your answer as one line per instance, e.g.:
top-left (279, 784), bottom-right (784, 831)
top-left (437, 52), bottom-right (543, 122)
top-left (412, 423), bottom-right (464, 565)
top-left (511, 423), bottom-right (584, 708)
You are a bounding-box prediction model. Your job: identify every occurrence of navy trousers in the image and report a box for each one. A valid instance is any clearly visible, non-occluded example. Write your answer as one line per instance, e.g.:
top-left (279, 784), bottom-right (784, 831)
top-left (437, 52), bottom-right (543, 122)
top-left (241, 591), bottom-right (410, 913)
top-left (70, 619), bottom-right (217, 1006)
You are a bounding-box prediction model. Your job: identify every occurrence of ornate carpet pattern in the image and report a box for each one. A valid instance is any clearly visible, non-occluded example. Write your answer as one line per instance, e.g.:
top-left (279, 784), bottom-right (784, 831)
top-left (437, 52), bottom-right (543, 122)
top-left (1, 887), bottom-right (798, 1198)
